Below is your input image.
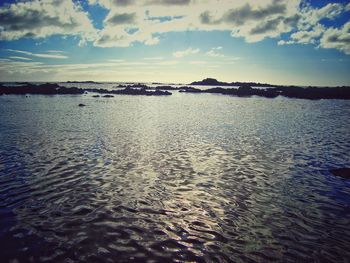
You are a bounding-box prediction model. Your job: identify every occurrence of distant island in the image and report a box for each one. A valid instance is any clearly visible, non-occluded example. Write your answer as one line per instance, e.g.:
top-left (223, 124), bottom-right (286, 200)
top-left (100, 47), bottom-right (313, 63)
top-left (190, 78), bottom-right (273, 87)
top-left (66, 81), bottom-right (102, 84)
top-left (1, 79), bottom-right (350, 100)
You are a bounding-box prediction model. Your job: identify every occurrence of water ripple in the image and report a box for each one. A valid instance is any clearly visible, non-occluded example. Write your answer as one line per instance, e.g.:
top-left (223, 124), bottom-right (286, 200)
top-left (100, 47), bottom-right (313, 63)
top-left (0, 94), bottom-right (349, 262)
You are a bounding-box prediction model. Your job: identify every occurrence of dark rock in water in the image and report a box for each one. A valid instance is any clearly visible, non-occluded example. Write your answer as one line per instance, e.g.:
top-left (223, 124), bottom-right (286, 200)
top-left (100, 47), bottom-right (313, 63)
top-left (330, 168), bottom-right (350, 179)
top-left (1, 80), bottom-right (349, 99)
top-left (92, 95), bottom-right (100, 98)
top-left (78, 103), bottom-right (86, 107)
top-left (180, 82), bottom-right (350, 100)
top-left (111, 88), bottom-right (171, 96)
top-left (155, 85), bottom-right (181, 90)
top-left (0, 83), bottom-right (84, 95)
top-left (179, 87), bottom-right (202, 93)
top-left (115, 83), bottom-right (150, 89)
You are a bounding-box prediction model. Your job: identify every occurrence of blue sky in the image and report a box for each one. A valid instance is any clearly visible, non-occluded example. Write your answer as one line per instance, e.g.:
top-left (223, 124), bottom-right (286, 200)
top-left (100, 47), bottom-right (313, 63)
top-left (0, 0), bottom-right (349, 85)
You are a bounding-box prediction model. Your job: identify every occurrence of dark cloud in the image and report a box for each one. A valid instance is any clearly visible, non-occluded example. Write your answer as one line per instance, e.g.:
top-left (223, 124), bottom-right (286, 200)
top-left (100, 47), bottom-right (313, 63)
top-left (320, 22), bottom-right (350, 54)
top-left (199, 11), bottom-right (221, 25)
top-left (111, 0), bottom-right (191, 6)
top-left (200, 1), bottom-right (286, 26)
top-left (51, 0), bottom-right (65, 6)
top-left (146, 0), bottom-right (191, 5)
top-left (106, 13), bottom-right (136, 25)
top-left (0, 0), bottom-right (94, 41)
top-left (0, 8), bottom-right (78, 32)
top-left (283, 14), bottom-right (301, 27)
top-left (111, 0), bottom-right (136, 6)
top-left (250, 17), bottom-right (282, 35)
top-left (95, 34), bottom-right (111, 45)
top-left (326, 32), bottom-right (350, 44)
top-left (223, 2), bottom-right (286, 25)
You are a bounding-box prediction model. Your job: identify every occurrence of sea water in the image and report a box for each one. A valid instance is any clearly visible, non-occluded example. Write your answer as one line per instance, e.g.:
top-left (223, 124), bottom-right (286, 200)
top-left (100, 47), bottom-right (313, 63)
top-left (0, 85), bottom-right (350, 262)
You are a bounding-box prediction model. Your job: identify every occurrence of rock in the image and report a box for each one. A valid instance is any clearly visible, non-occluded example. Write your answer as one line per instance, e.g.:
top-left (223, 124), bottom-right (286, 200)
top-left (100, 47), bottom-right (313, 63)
top-left (111, 88), bottom-right (171, 96)
top-left (155, 85), bottom-right (181, 90)
top-left (78, 103), bottom-right (86, 107)
top-left (0, 83), bottom-right (84, 95)
top-left (179, 87), bottom-right (202, 93)
top-left (67, 81), bottom-right (101, 84)
top-left (330, 168), bottom-right (350, 179)
top-left (103, 95), bottom-right (114, 98)
top-left (190, 78), bottom-right (272, 87)
top-left (92, 95), bottom-right (100, 97)
top-left (191, 78), bottom-right (228, 86)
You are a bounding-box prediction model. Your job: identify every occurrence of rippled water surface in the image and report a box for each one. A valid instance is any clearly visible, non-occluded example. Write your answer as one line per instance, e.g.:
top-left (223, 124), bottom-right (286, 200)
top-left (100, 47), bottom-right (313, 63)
top-left (1, 90), bottom-right (350, 262)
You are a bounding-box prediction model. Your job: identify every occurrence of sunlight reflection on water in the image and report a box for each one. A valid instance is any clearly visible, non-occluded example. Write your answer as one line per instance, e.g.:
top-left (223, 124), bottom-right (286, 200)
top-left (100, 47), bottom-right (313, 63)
top-left (0, 90), bottom-right (350, 262)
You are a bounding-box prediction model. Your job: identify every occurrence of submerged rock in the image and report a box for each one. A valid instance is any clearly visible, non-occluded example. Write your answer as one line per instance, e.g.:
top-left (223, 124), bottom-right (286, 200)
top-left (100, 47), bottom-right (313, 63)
top-left (330, 168), bottom-right (350, 179)
top-left (78, 103), bottom-right (86, 107)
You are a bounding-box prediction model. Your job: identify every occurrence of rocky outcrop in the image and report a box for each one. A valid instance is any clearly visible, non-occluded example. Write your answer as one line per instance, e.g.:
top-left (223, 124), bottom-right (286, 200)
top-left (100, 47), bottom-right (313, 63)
top-left (0, 83), bottom-right (84, 95)
top-left (112, 87), bottom-right (171, 96)
top-left (1, 81), bottom-right (349, 100)
top-left (180, 85), bottom-right (350, 100)
top-left (0, 84), bottom-right (173, 97)
top-left (190, 78), bottom-right (272, 87)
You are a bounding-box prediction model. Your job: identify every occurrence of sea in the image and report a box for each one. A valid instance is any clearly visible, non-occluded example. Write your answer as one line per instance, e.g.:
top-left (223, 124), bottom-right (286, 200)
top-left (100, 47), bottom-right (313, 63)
top-left (0, 82), bottom-right (350, 262)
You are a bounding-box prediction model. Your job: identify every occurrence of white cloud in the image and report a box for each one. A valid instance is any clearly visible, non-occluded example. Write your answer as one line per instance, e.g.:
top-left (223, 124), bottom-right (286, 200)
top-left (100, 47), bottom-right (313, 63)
top-left (0, 0), bottom-right (349, 55)
top-left (277, 40), bottom-right (295, 45)
top-left (47, 50), bottom-right (65, 53)
top-left (290, 24), bottom-right (325, 45)
top-left (9, 56), bottom-right (32, 61)
top-left (0, 57), bottom-right (183, 82)
top-left (173, 47), bottom-right (199, 58)
top-left (90, 0), bottom-right (303, 47)
top-left (206, 47), bottom-right (225, 57)
top-left (276, 2), bottom-right (349, 53)
top-left (296, 3), bottom-right (344, 31)
top-left (0, 0), bottom-right (96, 42)
top-left (5, 49), bottom-right (69, 59)
top-left (89, 0), bottom-right (350, 54)
top-left (319, 22), bottom-right (350, 55)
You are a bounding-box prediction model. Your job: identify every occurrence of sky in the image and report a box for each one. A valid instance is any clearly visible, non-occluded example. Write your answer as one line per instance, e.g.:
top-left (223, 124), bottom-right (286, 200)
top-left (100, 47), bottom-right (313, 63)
top-left (0, 0), bottom-right (349, 86)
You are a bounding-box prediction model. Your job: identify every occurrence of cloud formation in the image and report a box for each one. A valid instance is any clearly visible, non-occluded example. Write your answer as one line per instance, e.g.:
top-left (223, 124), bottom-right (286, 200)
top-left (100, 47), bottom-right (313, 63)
top-left (105, 13), bottom-right (136, 25)
top-left (5, 49), bottom-right (69, 59)
top-left (319, 22), bottom-right (350, 55)
top-left (0, 0), bottom-right (95, 42)
top-left (206, 47), bottom-right (224, 57)
top-left (9, 56), bottom-right (32, 61)
top-left (173, 48), bottom-right (199, 58)
top-left (0, 0), bottom-right (349, 54)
